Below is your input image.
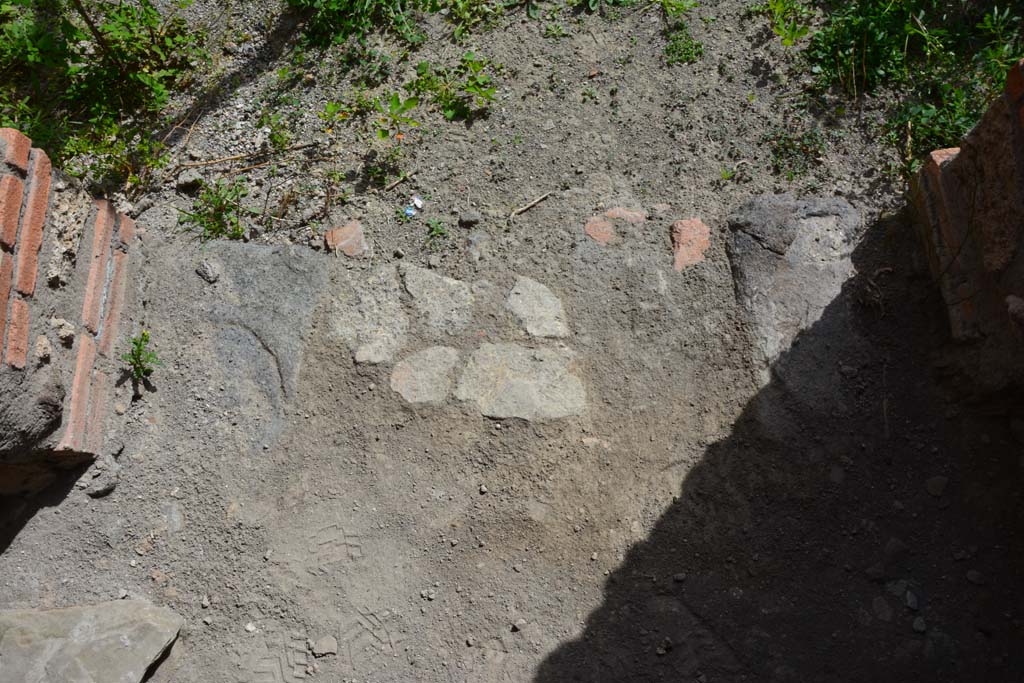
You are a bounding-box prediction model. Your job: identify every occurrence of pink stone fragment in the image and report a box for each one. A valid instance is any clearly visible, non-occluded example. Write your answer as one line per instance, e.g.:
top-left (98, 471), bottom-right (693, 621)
top-left (584, 216), bottom-right (616, 245)
top-left (672, 218), bottom-right (710, 271)
top-left (325, 220), bottom-right (367, 257)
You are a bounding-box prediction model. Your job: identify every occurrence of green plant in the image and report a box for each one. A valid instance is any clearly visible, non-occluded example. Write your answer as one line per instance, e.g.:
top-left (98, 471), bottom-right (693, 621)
top-left (374, 92), bottom-right (420, 141)
top-left (285, 0), bottom-right (424, 44)
top-left (543, 22), bottom-right (567, 38)
top-left (664, 21), bottom-right (703, 64)
top-left (751, 0), bottom-right (811, 46)
top-left (320, 88), bottom-right (376, 131)
top-left (804, 0), bottom-right (1022, 173)
top-left (179, 178), bottom-right (251, 241)
top-left (720, 167), bottom-right (736, 181)
top-left (0, 0), bottom-right (204, 190)
top-left (426, 217), bottom-right (448, 242)
top-left (121, 330), bottom-right (161, 381)
top-left (434, 0), bottom-right (500, 38)
top-left (405, 52), bottom-right (498, 121)
top-left (259, 112), bottom-right (293, 152)
top-left (765, 121), bottom-right (825, 180)
top-left (661, 0), bottom-right (698, 17)
top-left (570, 0), bottom-right (636, 15)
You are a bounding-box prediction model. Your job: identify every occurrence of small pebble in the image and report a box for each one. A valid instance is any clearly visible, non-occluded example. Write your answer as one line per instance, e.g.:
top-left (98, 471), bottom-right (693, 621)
top-left (479, 484), bottom-right (488, 495)
top-left (913, 616), bottom-right (927, 633)
top-left (245, 622), bottom-right (257, 633)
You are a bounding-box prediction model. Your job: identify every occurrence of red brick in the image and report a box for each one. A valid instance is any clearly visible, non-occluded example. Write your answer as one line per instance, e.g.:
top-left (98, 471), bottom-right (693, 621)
top-left (584, 216), bottom-right (616, 245)
top-left (57, 334), bottom-right (96, 452)
top-left (0, 174), bottom-right (23, 250)
top-left (604, 206), bottom-right (646, 224)
top-left (82, 200), bottom-right (115, 333)
top-left (672, 218), bottom-right (711, 271)
top-left (98, 250), bottom-right (128, 357)
top-left (0, 128), bottom-right (30, 173)
top-left (116, 214), bottom-right (136, 247)
top-left (13, 150), bottom-right (51, 296)
top-left (0, 253), bottom-right (12, 351)
top-left (324, 220), bottom-right (367, 257)
top-left (84, 370), bottom-right (110, 454)
top-left (4, 297), bottom-right (29, 369)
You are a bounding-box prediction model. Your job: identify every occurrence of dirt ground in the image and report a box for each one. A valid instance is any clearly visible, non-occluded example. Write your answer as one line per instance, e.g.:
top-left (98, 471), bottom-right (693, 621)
top-left (2, 1), bottom-right (1023, 682)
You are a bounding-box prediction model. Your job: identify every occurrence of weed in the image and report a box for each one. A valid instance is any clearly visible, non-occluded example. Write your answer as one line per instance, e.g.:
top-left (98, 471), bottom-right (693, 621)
top-left (805, 0), bottom-right (1022, 171)
top-left (394, 203), bottom-right (415, 223)
top-left (405, 52), bottom-right (498, 121)
top-left (179, 179), bottom-right (251, 241)
top-left (374, 92), bottom-right (420, 141)
top-left (342, 45), bottom-right (393, 87)
top-left (122, 330), bottom-right (161, 381)
top-left (751, 0), bottom-right (812, 47)
top-left (570, 0), bottom-right (636, 16)
top-left (661, 0), bottom-right (699, 17)
top-left (544, 23), bottom-right (567, 38)
top-left (259, 112), bottom-right (293, 153)
top-left (436, 0), bottom-right (501, 38)
top-left (0, 0), bottom-right (205, 190)
top-left (286, 0), bottom-right (424, 44)
top-left (664, 22), bottom-right (703, 64)
top-left (720, 167), bottom-right (737, 181)
top-left (426, 217), bottom-right (449, 242)
top-left (765, 121), bottom-right (825, 180)
top-left (582, 87), bottom-right (597, 102)
top-left (320, 88), bottom-right (376, 130)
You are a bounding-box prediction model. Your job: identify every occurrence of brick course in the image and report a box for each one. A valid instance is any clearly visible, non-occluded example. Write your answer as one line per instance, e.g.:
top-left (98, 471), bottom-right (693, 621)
top-left (0, 128), bottom-right (138, 484)
top-left (0, 174), bottom-right (23, 250)
top-left (0, 128), bottom-right (31, 173)
top-left (5, 297), bottom-right (29, 369)
top-left (14, 150), bottom-right (52, 296)
top-left (82, 200), bottom-right (115, 333)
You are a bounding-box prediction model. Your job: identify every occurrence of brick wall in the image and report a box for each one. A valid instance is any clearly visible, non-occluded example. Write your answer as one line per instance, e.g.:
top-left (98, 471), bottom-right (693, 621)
top-left (0, 129), bottom-right (139, 495)
top-left (910, 60), bottom-right (1024, 389)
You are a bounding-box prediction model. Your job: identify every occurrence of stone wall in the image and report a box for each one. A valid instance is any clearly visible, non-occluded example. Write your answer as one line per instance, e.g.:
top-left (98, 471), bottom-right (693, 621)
top-left (0, 129), bottom-right (139, 495)
top-left (910, 60), bottom-right (1024, 390)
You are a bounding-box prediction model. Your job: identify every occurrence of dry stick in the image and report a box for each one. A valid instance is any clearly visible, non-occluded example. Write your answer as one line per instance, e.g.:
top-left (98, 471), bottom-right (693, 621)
top-left (383, 170), bottom-right (418, 192)
top-left (229, 160), bottom-right (273, 176)
top-left (508, 192), bottom-right (551, 220)
top-left (175, 142), bottom-right (319, 170)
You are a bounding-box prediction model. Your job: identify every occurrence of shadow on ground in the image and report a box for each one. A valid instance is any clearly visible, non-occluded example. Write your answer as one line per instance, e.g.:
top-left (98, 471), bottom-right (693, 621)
top-left (535, 213), bottom-right (1024, 681)
top-left (0, 466), bottom-right (86, 556)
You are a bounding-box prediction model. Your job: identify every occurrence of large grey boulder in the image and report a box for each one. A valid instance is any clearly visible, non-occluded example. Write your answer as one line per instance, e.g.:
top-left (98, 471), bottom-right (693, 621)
top-left (727, 194), bottom-right (861, 386)
top-left (0, 600), bottom-right (184, 683)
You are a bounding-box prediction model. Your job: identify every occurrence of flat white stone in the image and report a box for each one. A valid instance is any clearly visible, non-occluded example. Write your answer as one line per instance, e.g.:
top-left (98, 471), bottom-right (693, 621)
top-left (401, 265), bottom-right (473, 331)
top-left (330, 265), bottom-right (408, 364)
top-left (390, 346), bottom-right (460, 404)
top-left (506, 276), bottom-right (569, 338)
top-left (455, 343), bottom-right (585, 420)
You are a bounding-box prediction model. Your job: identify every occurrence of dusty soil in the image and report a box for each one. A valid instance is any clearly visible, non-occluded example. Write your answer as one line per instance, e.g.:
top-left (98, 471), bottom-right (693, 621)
top-left (2, 2), bottom-right (1023, 682)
